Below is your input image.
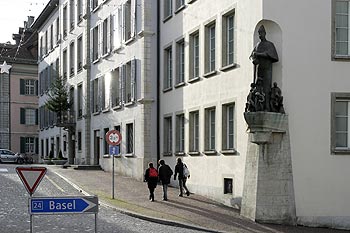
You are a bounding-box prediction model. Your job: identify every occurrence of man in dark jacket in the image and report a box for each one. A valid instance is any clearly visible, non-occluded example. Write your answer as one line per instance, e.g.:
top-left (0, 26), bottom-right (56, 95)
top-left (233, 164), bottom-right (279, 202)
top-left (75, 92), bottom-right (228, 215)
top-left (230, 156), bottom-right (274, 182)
top-left (158, 159), bottom-right (173, 201)
top-left (174, 158), bottom-right (190, 197)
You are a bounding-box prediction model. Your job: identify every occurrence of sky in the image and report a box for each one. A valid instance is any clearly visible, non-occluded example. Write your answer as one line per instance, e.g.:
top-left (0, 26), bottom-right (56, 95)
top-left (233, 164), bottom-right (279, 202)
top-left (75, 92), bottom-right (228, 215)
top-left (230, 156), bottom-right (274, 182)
top-left (0, 0), bottom-right (50, 43)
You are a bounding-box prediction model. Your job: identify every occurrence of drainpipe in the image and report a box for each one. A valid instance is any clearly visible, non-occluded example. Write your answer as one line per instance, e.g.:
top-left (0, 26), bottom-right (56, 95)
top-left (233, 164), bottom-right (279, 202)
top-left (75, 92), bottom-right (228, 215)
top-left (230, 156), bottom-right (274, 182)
top-left (85, 0), bottom-right (92, 164)
top-left (156, 0), bottom-right (160, 164)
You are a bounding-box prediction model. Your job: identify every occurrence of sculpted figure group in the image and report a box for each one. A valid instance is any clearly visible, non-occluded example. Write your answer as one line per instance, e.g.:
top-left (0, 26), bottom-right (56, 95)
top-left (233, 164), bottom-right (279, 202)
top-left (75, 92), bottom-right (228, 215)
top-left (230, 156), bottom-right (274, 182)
top-left (245, 25), bottom-right (285, 114)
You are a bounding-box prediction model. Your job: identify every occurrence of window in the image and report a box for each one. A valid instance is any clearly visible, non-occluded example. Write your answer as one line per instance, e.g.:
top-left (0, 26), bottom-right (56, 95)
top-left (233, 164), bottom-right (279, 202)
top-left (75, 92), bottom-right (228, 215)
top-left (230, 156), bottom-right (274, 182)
top-left (222, 11), bottom-right (235, 67)
top-left (123, 60), bottom-right (136, 103)
top-left (189, 111), bottom-right (199, 152)
top-left (49, 25), bottom-right (53, 50)
top-left (164, 116), bottom-right (173, 154)
top-left (63, 49), bottom-right (67, 80)
top-left (176, 39), bottom-right (185, 85)
top-left (124, 0), bottom-right (132, 41)
top-left (176, 114), bottom-right (185, 153)
top-left (92, 26), bottom-right (99, 62)
top-left (334, 0), bottom-right (350, 56)
top-left (111, 68), bottom-right (121, 107)
top-left (21, 108), bottom-right (37, 125)
top-left (77, 0), bottom-right (83, 22)
top-left (205, 107), bottom-right (216, 152)
top-left (39, 37), bottom-right (43, 59)
top-left (20, 79), bottom-right (37, 96)
top-left (69, 41), bottom-right (75, 77)
top-left (164, 46), bottom-right (173, 89)
top-left (70, 0), bottom-right (75, 31)
top-left (331, 93), bottom-right (350, 153)
top-left (222, 103), bottom-right (235, 151)
top-left (92, 78), bottom-right (100, 113)
top-left (92, 0), bottom-right (98, 10)
top-left (63, 5), bottom-right (68, 38)
top-left (56, 17), bottom-right (60, 43)
top-left (164, 0), bottom-right (173, 19)
top-left (126, 123), bottom-right (134, 154)
top-left (224, 178), bottom-right (233, 194)
top-left (77, 84), bottom-right (83, 117)
top-left (175, 0), bottom-right (185, 11)
top-left (44, 31), bottom-right (48, 55)
top-left (77, 36), bottom-right (83, 72)
top-left (205, 22), bottom-right (216, 73)
top-left (103, 18), bottom-right (108, 55)
top-left (112, 7), bottom-right (122, 50)
top-left (20, 137), bottom-right (36, 154)
top-left (189, 31), bottom-right (200, 79)
top-left (77, 131), bottom-right (82, 151)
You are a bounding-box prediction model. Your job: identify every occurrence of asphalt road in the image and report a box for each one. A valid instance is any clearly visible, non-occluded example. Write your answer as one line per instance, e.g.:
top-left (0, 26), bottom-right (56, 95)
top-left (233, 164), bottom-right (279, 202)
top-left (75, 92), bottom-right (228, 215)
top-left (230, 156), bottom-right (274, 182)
top-left (0, 164), bottom-right (205, 233)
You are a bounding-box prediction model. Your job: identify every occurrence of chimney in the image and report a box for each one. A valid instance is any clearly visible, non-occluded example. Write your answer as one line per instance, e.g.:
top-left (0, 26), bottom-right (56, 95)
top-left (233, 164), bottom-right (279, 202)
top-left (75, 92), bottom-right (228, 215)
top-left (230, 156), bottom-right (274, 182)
top-left (26, 16), bottom-right (35, 28)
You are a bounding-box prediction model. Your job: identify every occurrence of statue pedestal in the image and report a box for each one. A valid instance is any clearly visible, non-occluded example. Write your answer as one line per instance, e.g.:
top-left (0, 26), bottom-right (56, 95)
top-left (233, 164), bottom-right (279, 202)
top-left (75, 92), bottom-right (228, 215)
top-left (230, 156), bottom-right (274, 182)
top-left (241, 112), bottom-right (296, 225)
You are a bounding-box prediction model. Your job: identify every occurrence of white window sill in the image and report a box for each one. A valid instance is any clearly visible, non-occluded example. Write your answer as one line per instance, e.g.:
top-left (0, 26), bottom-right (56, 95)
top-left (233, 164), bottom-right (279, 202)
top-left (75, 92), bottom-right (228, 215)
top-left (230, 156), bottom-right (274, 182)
top-left (124, 37), bottom-right (135, 46)
top-left (163, 152), bottom-right (173, 157)
top-left (163, 87), bottom-right (173, 93)
top-left (188, 77), bottom-right (200, 83)
top-left (203, 150), bottom-right (217, 155)
top-left (124, 153), bottom-right (134, 157)
top-left (188, 151), bottom-right (200, 156)
top-left (175, 152), bottom-right (185, 156)
top-left (124, 101), bottom-right (135, 107)
top-left (203, 70), bottom-right (217, 78)
top-left (175, 82), bottom-right (186, 88)
top-left (175, 5), bottom-right (186, 14)
top-left (221, 149), bottom-right (237, 155)
top-left (220, 63), bottom-right (237, 72)
top-left (112, 105), bottom-right (122, 110)
top-left (163, 15), bottom-right (172, 23)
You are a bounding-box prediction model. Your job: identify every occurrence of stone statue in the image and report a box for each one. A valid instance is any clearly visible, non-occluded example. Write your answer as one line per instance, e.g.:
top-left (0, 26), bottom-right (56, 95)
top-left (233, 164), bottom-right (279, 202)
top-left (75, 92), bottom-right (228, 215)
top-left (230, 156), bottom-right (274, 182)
top-left (246, 25), bottom-right (284, 113)
top-left (270, 82), bottom-right (285, 113)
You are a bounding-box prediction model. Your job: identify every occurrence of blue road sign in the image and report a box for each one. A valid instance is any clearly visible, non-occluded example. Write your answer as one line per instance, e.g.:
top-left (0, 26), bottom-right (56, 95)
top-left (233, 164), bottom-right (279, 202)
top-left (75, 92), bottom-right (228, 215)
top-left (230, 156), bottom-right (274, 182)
top-left (29, 196), bottom-right (98, 215)
top-left (109, 145), bottom-right (120, 155)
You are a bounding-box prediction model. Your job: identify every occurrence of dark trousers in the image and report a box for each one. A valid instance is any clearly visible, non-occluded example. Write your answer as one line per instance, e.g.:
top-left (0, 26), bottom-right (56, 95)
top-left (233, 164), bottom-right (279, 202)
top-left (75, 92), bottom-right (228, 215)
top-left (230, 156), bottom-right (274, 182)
top-left (149, 187), bottom-right (155, 201)
top-left (178, 178), bottom-right (189, 195)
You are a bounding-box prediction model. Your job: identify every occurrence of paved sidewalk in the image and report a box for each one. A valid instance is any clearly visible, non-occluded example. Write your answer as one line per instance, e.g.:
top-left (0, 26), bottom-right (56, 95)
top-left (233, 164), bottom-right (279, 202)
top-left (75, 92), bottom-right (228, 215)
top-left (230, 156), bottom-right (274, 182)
top-left (47, 166), bottom-right (347, 233)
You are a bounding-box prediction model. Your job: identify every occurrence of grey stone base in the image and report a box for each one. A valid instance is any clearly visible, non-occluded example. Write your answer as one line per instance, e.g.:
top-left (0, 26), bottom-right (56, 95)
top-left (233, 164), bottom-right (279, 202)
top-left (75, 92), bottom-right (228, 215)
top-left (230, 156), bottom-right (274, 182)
top-left (297, 216), bottom-right (350, 230)
top-left (241, 112), bottom-right (296, 225)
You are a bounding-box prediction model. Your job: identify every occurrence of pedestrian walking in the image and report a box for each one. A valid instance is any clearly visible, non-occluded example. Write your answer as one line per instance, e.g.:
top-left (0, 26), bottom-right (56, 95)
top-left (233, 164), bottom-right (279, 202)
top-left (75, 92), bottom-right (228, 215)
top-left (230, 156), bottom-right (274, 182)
top-left (144, 162), bottom-right (158, 202)
top-left (158, 159), bottom-right (173, 201)
top-left (174, 158), bottom-right (190, 197)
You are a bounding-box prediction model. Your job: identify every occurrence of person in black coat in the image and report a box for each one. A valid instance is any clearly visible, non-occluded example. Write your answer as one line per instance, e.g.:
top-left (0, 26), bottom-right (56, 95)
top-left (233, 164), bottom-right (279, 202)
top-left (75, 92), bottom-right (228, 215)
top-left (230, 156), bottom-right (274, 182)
top-left (144, 162), bottom-right (158, 202)
top-left (158, 159), bottom-right (173, 201)
top-left (174, 158), bottom-right (190, 197)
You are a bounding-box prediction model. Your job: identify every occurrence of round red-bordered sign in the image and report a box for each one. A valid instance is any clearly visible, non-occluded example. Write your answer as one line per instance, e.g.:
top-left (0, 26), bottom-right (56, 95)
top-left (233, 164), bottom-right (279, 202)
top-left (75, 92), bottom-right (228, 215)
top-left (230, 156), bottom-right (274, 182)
top-left (105, 130), bottom-right (122, 146)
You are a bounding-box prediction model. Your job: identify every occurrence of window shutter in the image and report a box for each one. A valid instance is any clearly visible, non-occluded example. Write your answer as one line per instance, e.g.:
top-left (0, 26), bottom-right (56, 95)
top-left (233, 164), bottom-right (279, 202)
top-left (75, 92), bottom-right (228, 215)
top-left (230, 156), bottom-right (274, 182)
top-left (20, 137), bottom-right (26, 153)
top-left (130, 0), bottom-right (136, 38)
top-left (90, 28), bottom-right (94, 62)
top-left (35, 109), bottom-right (38, 125)
top-left (20, 108), bottom-right (25, 124)
top-left (90, 80), bottom-right (94, 113)
top-left (101, 76), bottom-right (106, 109)
top-left (35, 80), bottom-right (38, 96)
top-left (112, 9), bottom-right (121, 50)
top-left (131, 59), bottom-right (136, 102)
top-left (35, 138), bottom-right (39, 154)
top-left (122, 3), bottom-right (126, 41)
top-left (20, 79), bottom-right (25, 95)
top-left (98, 77), bottom-right (102, 111)
top-left (120, 65), bottom-right (124, 104)
top-left (98, 24), bottom-right (102, 58)
top-left (107, 15), bottom-right (111, 53)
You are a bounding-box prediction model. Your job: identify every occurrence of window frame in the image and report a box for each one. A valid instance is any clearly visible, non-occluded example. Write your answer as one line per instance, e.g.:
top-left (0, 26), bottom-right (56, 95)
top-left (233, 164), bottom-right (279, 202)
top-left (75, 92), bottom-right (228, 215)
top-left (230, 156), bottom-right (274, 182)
top-left (189, 30), bottom-right (200, 81)
top-left (163, 115), bottom-right (173, 156)
top-left (175, 113), bottom-right (185, 154)
top-left (221, 10), bottom-right (236, 69)
top-left (164, 45), bottom-right (173, 91)
top-left (331, 92), bottom-right (350, 154)
top-left (204, 107), bottom-right (216, 154)
top-left (332, 0), bottom-right (350, 59)
top-left (126, 122), bottom-right (134, 155)
top-left (176, 39), bottom-right (185, 86)
top-left (222, 103), bottom-right (236, 154)
top-left (189, 110), bottom-right (200, 154)
top-left (204, 21), bottom-right (216, 75)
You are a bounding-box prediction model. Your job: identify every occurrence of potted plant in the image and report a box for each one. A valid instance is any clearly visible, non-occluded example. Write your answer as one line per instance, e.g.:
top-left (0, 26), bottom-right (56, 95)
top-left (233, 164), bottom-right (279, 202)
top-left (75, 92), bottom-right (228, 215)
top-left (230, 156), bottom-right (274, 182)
top-left (43, 151), bottom-right (54, 165)
top-left (52, 150), bottom-right (68, 165)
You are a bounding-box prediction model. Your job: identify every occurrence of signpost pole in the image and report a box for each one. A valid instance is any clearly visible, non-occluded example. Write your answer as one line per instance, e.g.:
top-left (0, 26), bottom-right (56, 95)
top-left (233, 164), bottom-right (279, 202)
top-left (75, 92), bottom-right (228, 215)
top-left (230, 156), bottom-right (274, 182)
top-left (30, 194), bottom-right (33, 233)
top-left (112, 153), bottom-right (115, 199)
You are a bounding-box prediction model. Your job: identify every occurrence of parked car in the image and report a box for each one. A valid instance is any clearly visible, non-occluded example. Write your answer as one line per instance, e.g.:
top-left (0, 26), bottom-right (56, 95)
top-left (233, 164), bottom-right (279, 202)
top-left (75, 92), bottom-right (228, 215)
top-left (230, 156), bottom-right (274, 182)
top-left (0, 149), bottom-right (24, 164)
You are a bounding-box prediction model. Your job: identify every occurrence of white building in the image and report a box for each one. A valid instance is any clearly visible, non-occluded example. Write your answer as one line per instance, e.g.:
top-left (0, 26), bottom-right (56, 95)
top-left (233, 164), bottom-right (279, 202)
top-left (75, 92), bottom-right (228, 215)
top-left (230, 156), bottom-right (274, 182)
top-left (35, 0), bottom-right (350, 230)
top-left (36, 0), bottom-right (158, 179)
top-left (159, 0), bottom-right (350, 230)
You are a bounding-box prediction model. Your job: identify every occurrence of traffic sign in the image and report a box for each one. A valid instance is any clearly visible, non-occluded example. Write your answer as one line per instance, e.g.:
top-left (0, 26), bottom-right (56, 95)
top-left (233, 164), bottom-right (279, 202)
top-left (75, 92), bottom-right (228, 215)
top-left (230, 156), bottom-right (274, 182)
top-left (105, 130), bottom-right (122, 146)
top-left (16, 167), bottom-right (47, 195)
top-left (29, 196), bottom-right (98, 215)
top-left (109, 145), bottom-right (120, 155)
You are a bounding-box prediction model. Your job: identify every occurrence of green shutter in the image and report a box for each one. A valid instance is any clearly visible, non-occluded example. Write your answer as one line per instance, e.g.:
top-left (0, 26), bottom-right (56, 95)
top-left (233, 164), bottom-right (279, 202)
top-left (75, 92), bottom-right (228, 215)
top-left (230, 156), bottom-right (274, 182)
top-left (20, 108), bottom-right (25, 124)
top-left (35, 109), bottom-right (38, 125)
top-left (35, 138), bottom-right (39, 154)
top-left (20, 137), bottom-right (26, 153)
top-left (20, 79), bottom-right (25, 95)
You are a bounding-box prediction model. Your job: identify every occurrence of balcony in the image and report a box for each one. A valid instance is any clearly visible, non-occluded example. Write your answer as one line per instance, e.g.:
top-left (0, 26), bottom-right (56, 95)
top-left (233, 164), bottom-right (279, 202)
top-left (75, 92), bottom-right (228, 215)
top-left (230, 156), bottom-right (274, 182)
top-left (56, 110), bottom-right (76, 128)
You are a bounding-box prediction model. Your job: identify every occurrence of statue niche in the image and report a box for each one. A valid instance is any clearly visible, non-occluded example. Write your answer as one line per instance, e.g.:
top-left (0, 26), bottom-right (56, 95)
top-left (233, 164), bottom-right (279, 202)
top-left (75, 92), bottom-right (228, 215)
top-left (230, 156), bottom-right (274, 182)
top-left (245, 25), bottom-right (285, 114)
